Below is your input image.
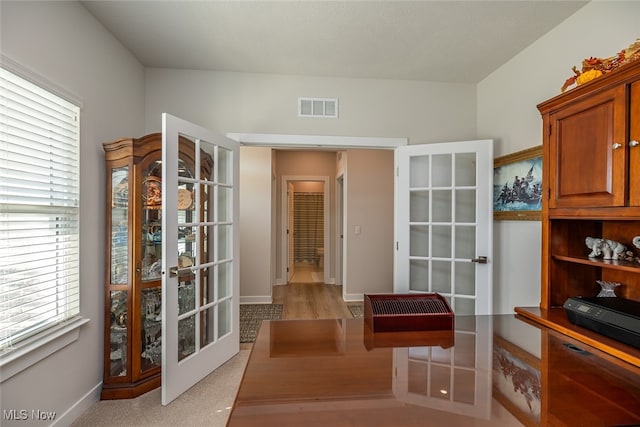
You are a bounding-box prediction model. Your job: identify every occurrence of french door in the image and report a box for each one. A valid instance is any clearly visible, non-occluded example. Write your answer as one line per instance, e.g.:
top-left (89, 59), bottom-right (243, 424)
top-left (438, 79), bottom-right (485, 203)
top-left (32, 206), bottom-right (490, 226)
top-left (395, 140), bottom-right (493, 315)
top-left (161, 113), bottom-right (240, 405)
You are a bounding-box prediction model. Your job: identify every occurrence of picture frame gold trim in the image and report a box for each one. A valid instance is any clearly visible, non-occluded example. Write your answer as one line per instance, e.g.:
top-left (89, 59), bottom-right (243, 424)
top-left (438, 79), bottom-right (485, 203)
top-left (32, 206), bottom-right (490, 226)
top-left (494, 146), bottom-right (542, 221)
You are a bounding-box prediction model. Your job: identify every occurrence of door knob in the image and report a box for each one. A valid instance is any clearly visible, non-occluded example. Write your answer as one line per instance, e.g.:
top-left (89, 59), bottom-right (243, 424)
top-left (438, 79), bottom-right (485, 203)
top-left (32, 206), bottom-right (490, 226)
top-left (471, 256), bottom-right (488, 264)
top-left (612, 143), bottom-right (623, 150)
top-left (630, 140), bottom-right (639, 147)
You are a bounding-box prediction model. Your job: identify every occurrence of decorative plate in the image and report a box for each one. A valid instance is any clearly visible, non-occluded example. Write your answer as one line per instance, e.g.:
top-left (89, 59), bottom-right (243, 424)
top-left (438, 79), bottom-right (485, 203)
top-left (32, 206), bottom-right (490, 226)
top-left (142, 176), bottom-right (162, 207)
top-left (177, 188), bottom-right (193, 210)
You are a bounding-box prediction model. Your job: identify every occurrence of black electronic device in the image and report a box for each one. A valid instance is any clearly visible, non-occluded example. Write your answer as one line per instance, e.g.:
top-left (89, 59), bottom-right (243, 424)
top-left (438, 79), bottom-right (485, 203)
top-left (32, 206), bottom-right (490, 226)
top-left (564, 296), bottom-right (640, 349)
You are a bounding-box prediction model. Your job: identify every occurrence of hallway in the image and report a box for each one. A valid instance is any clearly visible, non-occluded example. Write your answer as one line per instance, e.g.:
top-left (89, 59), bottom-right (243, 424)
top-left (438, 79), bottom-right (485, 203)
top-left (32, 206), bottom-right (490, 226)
top-left (272, 282), bottom-right (354, 320)
top-left (289, 261), bottom-right (324, 283)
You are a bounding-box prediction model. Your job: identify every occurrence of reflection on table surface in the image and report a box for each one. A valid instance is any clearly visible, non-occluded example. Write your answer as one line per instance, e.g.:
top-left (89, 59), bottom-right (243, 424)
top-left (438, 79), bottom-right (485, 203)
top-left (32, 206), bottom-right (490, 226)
top-left (228, 315), bottom-right (640, 427)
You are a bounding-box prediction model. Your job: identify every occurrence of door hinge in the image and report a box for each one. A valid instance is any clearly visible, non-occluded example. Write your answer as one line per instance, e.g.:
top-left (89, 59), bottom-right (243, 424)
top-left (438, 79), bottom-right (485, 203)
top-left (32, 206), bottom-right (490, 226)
top-left (548, 123), bottom-right (552, 136)
top-left (396, 241), bottom-right (399, 250)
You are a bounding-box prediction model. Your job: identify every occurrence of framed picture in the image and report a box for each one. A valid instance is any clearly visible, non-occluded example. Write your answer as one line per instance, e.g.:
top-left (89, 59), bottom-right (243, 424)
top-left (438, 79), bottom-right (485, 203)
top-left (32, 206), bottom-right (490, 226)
top-left (493, 146), bottom-right (542, 221)
top-left (493, 334), bottom-right (541, 427)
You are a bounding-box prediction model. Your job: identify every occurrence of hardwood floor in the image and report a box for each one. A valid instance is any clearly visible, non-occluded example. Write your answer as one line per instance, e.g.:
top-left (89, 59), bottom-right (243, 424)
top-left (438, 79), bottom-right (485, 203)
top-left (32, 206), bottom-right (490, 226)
top-left (273, 283), bottom-right (355, 320)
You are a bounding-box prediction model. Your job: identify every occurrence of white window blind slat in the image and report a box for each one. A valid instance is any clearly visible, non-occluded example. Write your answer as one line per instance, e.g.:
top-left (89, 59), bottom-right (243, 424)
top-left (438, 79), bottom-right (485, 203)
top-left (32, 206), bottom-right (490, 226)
top-left (0, 66), bottom-right (80, 354)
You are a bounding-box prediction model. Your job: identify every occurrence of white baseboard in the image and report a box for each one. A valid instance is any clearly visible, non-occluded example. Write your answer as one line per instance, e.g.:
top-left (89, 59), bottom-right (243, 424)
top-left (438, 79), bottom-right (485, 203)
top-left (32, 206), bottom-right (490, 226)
top-left (240, 296), bottom-right (273, 304)
top-left (343, 293), bottom-right (364, 303)
top-left (53, 381), bottom-right (101, 426)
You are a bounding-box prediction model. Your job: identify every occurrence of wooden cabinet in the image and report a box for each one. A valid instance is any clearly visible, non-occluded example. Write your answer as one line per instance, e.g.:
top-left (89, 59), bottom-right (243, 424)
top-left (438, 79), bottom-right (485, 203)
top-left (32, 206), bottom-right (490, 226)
top-left (101, 133), bottom-right (212, 399)
top-left (516, 60), bottom-right (640, 367)
top-left (547, 85), bottom-right (628, 208)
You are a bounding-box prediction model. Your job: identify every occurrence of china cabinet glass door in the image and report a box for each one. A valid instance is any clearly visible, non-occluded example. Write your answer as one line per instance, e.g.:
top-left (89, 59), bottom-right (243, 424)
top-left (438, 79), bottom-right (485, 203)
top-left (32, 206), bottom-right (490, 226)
top-left (161, 113), bottom-right (240, 405)
top-left (108, 166), bottom-right (130, 378)
top-left (395, 140), bottom-right (493, 315)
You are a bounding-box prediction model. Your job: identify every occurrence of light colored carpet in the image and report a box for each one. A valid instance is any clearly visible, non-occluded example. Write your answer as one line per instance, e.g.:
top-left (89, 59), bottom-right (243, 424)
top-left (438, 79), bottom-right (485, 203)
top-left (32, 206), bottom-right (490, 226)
top-left (70, 349), bottom-right (249, 427)
top-left (239, 304), bottom-right (283, 343)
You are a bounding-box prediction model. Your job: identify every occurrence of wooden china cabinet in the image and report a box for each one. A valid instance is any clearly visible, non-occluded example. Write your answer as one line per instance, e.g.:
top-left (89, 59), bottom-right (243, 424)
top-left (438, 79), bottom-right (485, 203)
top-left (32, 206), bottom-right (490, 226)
top-left (516, 60), bottom-right (640, 367)
top-left (101, 133), bottom-right (212, 399)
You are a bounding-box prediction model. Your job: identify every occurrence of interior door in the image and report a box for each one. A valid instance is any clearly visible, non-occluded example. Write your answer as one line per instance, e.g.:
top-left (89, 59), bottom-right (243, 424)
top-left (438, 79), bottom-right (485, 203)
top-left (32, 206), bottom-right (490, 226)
top-left (161, 113), bottom-right (240, 405)
top-left (394, 140), bottom-right (493, 315)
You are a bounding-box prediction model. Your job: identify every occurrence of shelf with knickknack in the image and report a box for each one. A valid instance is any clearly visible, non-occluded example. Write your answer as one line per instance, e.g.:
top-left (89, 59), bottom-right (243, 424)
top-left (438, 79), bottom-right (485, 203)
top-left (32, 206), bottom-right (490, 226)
top-left (102, 133), bottom-right (212, 399)
top-left (516, 59), bottom-right (640, 367)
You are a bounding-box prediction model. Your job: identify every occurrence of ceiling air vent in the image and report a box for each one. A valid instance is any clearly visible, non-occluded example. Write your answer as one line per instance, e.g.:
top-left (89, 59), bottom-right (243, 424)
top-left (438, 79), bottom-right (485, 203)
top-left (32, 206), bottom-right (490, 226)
top-left (298, 97), bottom-right (338, 118)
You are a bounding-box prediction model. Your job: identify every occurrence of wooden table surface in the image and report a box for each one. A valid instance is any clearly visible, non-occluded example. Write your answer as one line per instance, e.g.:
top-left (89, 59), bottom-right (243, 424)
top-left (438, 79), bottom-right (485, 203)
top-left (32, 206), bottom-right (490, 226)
top-left (228, 315), bottom-right (640, 426)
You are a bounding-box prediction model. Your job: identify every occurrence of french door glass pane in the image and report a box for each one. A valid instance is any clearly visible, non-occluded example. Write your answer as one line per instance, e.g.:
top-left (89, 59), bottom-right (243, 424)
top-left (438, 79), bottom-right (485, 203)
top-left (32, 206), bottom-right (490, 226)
top-left (410, 191), bottom-right (429, 222)
top-left (217, 299), bottom-right (232, 337)
top-left (455, 189), bottom-right (476, 222)
top-left (453, 297), bottom-right (475, 315)
top-left (432, 190), bottom-right (452, 222)
top-left (217, 186), bottom-right (232, 222)
top-left (432, 226), bottom-right (451, 257)
top-left (410, 155), bottom-right (429, 187)
top-left (432, 260), bottom-right (451, 293)
top-left (218, 224), bottom-right (232, 260)
top-left (454, 262), bottom-right (475, 295)
top-left (455, 153), bottom-right (476, 186)
top-left (200, 307), bottom-right (215, 347)
top-left (178, 315), bottom-right (196, 361)
top-left (217, 261), bottom-right (232, 299)
top-left (432, 154), bottom-right (452, 187)
top-left (409, 226), bottom-right (429, 257)
top-left (409, 260), bottom-right (429, 291)
top-left (455, 226), bottom-right (475, 258)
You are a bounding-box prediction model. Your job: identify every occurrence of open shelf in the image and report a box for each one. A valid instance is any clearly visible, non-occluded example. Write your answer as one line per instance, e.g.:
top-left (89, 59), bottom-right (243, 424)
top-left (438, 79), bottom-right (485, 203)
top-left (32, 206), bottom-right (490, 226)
top-left (515, 306), bottom-right (640, 367)
top-left (553, 255), bottom-right (640, 273)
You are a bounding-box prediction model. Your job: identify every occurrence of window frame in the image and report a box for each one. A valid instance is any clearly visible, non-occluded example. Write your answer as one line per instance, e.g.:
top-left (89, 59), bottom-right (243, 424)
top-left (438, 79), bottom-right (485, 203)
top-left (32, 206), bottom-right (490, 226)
top-left (0, 57), bottom-right (88, 382)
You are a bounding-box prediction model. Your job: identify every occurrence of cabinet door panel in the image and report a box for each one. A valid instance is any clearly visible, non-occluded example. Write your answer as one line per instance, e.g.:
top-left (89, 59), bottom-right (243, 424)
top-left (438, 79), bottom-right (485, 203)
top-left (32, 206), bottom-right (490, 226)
top-left (630, 81), bottom-right (640, 206)
top-left (549, 86), bottom-right (627, 208)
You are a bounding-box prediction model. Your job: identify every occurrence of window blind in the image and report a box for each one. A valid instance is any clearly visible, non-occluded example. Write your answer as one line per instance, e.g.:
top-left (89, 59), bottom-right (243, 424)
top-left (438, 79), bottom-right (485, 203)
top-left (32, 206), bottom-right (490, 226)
top-left (293, 192), bottom-right (324, 263)
top-left (0, 67), bottom-right (80, 353)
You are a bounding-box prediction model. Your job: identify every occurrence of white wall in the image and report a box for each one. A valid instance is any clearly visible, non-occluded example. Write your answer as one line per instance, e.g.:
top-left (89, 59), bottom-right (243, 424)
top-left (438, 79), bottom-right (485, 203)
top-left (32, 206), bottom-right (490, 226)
top-left (344, 149), bottom-right (395, 300)
top-left (144, 68), bottom-right (477, 143)
top-left (239, 147), bottom-right (272, 302)
top-left (478, 1), bottom-right (640, 313)
top-left (0, 2), bottom-right (145, 425)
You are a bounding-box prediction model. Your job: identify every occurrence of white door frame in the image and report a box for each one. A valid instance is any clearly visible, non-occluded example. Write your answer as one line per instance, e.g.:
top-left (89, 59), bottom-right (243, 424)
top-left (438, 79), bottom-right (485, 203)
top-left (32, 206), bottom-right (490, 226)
top-left (282, 176), bottom-right (330, 283)
top-left (227, 133), bottom-right (408, 296)
top-left (335, 173), bottom-right (345, 287)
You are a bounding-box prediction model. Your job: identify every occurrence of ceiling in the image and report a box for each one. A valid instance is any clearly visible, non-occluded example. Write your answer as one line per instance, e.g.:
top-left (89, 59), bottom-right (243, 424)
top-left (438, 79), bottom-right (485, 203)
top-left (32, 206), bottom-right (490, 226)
top-left (82, 1), bottom-right (588, 84)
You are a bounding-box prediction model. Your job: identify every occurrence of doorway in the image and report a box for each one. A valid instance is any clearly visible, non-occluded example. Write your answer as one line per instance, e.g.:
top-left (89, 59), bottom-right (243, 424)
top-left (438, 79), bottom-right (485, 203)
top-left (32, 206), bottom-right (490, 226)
top-left (283, 176), bottom-right (330, 283)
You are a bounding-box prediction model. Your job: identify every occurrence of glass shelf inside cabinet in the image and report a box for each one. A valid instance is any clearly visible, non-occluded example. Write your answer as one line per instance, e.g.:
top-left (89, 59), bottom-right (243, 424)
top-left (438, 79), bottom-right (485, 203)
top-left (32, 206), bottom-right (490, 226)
top-left (142, 160), bottom-right (163, 282)
top-left (141, 286), bottom-right (162, 371)
top-left (109, 290), bottom-right (128, 377)
top-left (111, 167), bottom-right (129, 285)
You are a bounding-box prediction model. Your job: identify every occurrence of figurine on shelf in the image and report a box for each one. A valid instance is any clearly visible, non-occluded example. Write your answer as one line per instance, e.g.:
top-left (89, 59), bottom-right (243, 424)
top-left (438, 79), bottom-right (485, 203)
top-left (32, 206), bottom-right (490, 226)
top-left (633, 236), bottom-right (640, 250)
top-left (585, 237), bottom-right (626, 260)
top-left (596, 280), bottom-right (621, 297)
